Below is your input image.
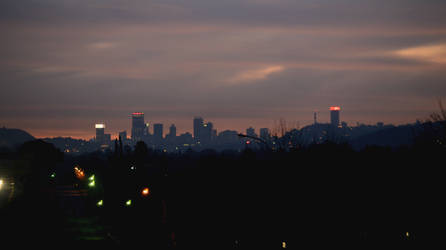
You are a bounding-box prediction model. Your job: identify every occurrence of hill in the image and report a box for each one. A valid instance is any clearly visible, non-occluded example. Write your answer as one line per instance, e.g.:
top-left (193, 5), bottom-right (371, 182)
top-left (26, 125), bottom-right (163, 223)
top-left (350, 124), bottom-right (418, 150)
top-left (0, 127), bottom-right (35, 149)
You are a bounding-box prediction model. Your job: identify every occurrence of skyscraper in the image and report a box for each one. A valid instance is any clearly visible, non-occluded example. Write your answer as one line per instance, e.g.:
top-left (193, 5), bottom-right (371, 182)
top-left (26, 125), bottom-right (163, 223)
top-left (95, 123), bottom-right (110, 146)
top-left (201, 122), bottom-right (213, 144)
top-left (169, 124), bottom-right (176, 138)
top-left (193, 117), bottom-right (203, 142)
top-left (246, 127), bottom-right (257, 138)
top-left (131, 112), bottom-right (145, 142)
top-left (260, 128), bottom-right (270, 140)
top-left (95, 123), bottom-right (105, 144)
top-left (153, 123), bottom-right (163, 141)
top-left (330, 106), bottom-right (341, 127)
top-left (119, 130), bottom-right (127, 141)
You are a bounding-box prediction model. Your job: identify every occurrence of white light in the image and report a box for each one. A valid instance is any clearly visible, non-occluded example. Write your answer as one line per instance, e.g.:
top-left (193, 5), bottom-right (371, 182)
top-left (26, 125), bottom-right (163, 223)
top-left (95, 124), bottom-right (105, 129)
top-left (0, 179), bottom-right (3, 190)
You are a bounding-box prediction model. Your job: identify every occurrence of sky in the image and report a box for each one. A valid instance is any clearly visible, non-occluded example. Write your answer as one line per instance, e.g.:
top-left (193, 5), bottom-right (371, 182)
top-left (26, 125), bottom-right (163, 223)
top-left (1, 0), bottom-right (446, 139)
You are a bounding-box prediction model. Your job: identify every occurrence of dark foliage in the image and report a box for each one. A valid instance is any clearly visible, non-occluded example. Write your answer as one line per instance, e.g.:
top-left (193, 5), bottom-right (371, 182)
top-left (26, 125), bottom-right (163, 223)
top-left (1, 132), bottom-right (446, 247)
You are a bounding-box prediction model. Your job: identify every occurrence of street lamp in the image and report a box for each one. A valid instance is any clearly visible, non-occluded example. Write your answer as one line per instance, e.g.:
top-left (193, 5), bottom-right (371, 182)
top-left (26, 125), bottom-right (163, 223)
top-left (88, 174), bottom-right (95, 187)
top-left (238, 133), bottom-right (271, 150)
top-left (141, 187), bottom-right (150, 197)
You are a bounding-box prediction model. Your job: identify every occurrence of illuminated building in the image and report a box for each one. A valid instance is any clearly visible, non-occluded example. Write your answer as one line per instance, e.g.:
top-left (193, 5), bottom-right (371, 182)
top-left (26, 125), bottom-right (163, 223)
top-left (131, 112), bottom-right (145, 142)
top-left (202, 122), bottom-right (213, 144)
top-left (95, 123), bottom-right (105, 144)
top-left (330, 106), bottom-right (341, 127)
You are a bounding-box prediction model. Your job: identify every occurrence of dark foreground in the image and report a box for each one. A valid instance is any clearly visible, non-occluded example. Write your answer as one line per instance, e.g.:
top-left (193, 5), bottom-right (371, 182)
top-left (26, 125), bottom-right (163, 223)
top-left (2, 141), bottom-right (446, 248)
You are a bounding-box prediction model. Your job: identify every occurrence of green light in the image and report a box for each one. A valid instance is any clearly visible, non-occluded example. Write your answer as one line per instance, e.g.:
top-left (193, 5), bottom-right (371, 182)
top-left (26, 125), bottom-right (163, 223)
top-left (50, 172), bottom-right (56, 178)
top-left (89, 174), bottom-right (95, 181)
top-left (97, 200), bottom-right (103, 207)
top-left (88, 180), bottom-right (95, 187)
top-left (125, 199), bottom-right (132, 206)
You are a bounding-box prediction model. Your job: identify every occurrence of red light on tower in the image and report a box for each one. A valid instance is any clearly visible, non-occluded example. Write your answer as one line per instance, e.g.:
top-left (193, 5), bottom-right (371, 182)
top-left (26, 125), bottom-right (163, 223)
top-left (330, 106), bottom-right (341, 111)
top-left (132, 112), bottom-right (144, 116)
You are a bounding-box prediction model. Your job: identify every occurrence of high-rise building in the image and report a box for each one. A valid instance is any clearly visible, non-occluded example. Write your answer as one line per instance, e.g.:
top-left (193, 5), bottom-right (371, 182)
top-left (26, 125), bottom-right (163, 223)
top-left (193, 117), bottom-right (204, 142)
top-left (246, 127), bottom-right (257, 138)
top-left (95, 123), bottom-right (105, 144)
top-left (153, 123), bottom-right (163, 141)
top-left (169, 124), bottom-right (176, 138)
top-left (145, 123), bottom-right (150, 136)
top-left (131, 112), bottom-right (145, 142)
top-left (119, 131), bottom-right (127, 140)
top-left (330, 106), bottom-right (341, 127)
top-left (201, 122), bottom-right (214, 144)
top-left (260, 128), bottom-right (270, 140)
top-left (118, 131), bottom-right (128, 145)
top-left (95, 123), bottom-right (110, 147)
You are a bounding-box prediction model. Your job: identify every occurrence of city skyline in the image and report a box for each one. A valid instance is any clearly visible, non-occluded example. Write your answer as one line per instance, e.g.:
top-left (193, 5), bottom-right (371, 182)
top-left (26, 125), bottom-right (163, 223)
top-left (0, 106), bottom-right (431, 140)
top-left (1, 1), bottom-right (446, 139)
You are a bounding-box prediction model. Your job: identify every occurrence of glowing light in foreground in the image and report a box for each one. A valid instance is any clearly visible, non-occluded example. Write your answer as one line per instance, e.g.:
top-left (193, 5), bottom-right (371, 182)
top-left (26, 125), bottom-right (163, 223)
top-left (406, 232), bottom-right (410, 238)
top-left (88, 180), bottom-right (95, 187)
top-left (282, 241), bottom-right (287, 248)
top-left (142, 187), bottom-right (150, 196)
top-left (97, 200), bottom-right (103, 207)
top-left (74, 166), bottom-right (85, 180)
top-left (126, 199), bottom-right (132, 206)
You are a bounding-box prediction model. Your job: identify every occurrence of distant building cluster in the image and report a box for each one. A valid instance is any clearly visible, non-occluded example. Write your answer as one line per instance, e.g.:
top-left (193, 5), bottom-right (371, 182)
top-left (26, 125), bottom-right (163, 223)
top-left (92, 107), bottom-right (345, 152)
top-left (45, 106), bottom-right (394, 154)
top-left (94, 112), bottom-right (272, 152)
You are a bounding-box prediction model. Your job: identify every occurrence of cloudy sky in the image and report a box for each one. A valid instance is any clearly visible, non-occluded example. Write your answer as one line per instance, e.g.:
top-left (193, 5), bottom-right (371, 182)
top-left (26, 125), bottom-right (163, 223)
top-left (1, 0), bottom-right (446, 139)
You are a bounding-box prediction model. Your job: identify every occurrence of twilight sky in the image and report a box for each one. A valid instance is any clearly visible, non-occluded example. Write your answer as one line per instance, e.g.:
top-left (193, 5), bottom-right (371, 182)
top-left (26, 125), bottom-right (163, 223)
top-left (1, 0), bottom-right (446, 139)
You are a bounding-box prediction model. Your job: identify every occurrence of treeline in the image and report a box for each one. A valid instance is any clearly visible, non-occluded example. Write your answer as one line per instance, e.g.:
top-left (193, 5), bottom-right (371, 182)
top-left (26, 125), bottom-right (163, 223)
top-left (2, 120), bottom-right (446, 247)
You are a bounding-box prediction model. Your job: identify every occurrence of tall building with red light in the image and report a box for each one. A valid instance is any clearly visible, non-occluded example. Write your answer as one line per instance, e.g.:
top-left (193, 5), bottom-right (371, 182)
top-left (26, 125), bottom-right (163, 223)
top-left (330, 106), bottom-right (341, 127)
top-left (131, 112), bottom-right (145, 142)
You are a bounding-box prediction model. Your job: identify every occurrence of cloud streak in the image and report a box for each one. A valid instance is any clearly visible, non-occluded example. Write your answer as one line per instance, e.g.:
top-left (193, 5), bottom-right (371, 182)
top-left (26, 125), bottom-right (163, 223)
top-left (228, 65), bottom-right (285, 84)
top-left (393, 43), bottom-right (446, 64)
